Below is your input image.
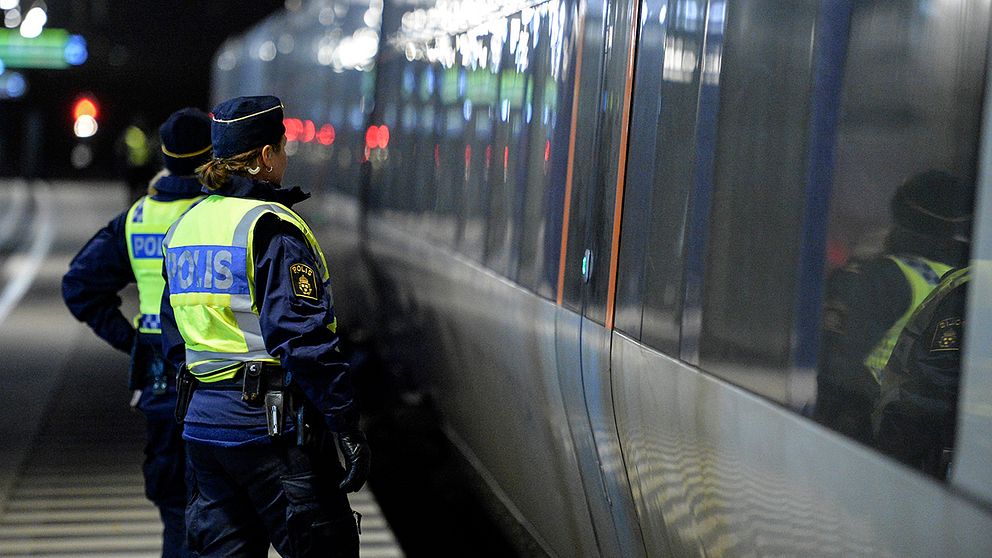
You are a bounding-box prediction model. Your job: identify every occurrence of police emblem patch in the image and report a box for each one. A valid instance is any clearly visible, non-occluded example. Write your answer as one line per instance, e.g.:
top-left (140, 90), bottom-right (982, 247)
top-left (822, 302), bottom-right (847, 334)
top-left (930, 317), bottom-right (963, 352)
top-left (289, 262), bottom-right (318, 300)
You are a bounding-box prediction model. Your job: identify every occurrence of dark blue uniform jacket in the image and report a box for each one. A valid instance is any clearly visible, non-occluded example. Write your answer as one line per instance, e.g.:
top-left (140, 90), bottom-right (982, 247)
top-left (159, 176), bottom-right (358, 446)
top-left (62, 174), bottom-right (204, 418)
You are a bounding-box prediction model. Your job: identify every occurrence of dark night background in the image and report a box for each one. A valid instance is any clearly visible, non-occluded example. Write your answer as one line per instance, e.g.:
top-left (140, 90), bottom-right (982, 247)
top-left (0, 0), bottom-right (285, 179)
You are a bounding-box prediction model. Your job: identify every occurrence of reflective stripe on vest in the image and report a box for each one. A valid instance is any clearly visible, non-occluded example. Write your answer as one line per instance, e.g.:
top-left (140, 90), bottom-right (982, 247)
top-left (863, 255), bottom-right (952, 382)
top-left (124, 195), bottom-right (204, 334)
top-left (162, 195), bottom-right (331, 382)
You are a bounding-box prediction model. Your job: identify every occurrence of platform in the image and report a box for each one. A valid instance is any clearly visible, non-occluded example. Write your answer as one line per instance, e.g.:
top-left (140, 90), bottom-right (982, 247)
top-left (0, 181), bottom-right (403, 557)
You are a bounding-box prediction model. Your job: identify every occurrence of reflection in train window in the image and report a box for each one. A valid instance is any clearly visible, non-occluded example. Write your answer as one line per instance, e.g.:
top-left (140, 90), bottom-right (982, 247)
top-left (484, 19), bottom-right (515, 276)
top-left (416, 65), bottom-right (442, 237)
top-left (515, 7), bottom-right (559, 297)
top-left (615, 0), bottom-right (706, 354)
top-left (423, 71), bottom-right (465, 247)
top-left (814, 0), bottom-right (986, 480)
top-left (457, 65), bottom-right (495, 263)
top-left (697, 1), bottom-right (818, 403)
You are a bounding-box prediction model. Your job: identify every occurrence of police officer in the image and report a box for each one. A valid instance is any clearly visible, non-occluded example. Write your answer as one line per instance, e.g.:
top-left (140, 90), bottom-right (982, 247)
top-left (815, 170), bottom-right (973, 444)
top-left (160, 95), bottom-right (369, 557)
top-left (63, 108), bottom-right (212, 558)
top-left (873, 266), bottom-right (969, 479)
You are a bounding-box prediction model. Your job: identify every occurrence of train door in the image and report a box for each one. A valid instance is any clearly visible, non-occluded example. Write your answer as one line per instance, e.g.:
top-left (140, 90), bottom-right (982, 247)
top-left (554, 0), bottom-right (647, 556)
top-left (609, 1), bottom-right (722, 552)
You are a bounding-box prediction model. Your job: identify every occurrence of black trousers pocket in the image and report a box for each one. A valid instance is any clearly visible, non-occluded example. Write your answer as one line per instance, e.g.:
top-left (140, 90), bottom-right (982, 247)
top-left (280, 472), bottom-right (358, 558)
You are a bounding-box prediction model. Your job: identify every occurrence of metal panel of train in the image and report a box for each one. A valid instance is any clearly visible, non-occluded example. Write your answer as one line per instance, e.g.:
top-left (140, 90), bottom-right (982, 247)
top-left (212, 1), bottom-right (992, 556)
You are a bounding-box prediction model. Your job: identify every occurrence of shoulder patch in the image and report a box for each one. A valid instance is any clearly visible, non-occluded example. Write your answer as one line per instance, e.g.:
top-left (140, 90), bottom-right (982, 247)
top-left (930, 317), bottom-right (963, 352)
top-left (822, 301), bottom-right (847, 334)
top-left (289, 262), bottom-right (319, 301)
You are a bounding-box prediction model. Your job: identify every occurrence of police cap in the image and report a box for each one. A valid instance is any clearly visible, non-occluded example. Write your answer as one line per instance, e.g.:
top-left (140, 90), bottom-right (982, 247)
top-left (892, 170), bottom-right (974, 242)
top-left (209, 95), bottom-right (285, 159)
top-left (159, 108), bottom-right (212, 176)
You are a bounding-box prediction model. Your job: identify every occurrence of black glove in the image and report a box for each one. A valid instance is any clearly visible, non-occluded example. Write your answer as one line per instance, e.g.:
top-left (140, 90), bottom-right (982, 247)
top-left (337, 430), bottom-right (370, 493)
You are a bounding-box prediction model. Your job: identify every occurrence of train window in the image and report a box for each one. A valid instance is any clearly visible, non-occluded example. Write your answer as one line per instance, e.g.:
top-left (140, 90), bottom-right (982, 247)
top-left (813, 0), bottom-right (986, 481)
top-left (423, 76), bottom-right (461, 249)
top-left (615, 0), bottom-right (706, 352)
top-left (369, 59), bottom-right (415, 227)
top-left (484, 19), bottom-right (517, 277)
top-left (439, 106), bottom-right (464, 245)
top-left (412, 65), bottom-right (441, 237)
top-left (458, 66), bottom-right (497, 262)
top-left (696, 1), bottom-right (819, 402)
top-left (684, 0), bottom-right (988, 480)
top-left (386, 61), bottom-right (417, 217)
top-left (514, 7), bottom-right (561, 298)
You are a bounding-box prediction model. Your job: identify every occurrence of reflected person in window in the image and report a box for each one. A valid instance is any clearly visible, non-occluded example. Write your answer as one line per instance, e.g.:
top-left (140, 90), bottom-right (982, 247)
top-left (872, 266), bottom-right (968, 479)
top-left (815, 171), bottom-right (973, 445)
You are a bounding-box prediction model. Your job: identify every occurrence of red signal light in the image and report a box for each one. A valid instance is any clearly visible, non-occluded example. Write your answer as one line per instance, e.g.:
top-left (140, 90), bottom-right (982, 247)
top-left (283, 118), bottom-right (303, 142)
top-left (301, 120), bottom-right (316, 143)
top-left (316, 124), bottom-right (335, 146)
top-left (365, 125), bottom-right (390, 149)
top-left (72, 95), bottom-right (100, 138)
top-left (73, 97), bottom-right (98, 120)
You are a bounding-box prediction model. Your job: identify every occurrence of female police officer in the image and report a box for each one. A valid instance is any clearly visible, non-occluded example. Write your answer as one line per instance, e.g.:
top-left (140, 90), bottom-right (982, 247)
top-left (159, 95), bottom-right (369, 557)
top-left (63, 107), bottom-right (212, 558)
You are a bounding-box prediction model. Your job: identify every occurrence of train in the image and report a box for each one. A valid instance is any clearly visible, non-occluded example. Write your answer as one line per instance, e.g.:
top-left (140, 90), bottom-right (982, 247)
top-left (211, 0), bottom-right (992, 556)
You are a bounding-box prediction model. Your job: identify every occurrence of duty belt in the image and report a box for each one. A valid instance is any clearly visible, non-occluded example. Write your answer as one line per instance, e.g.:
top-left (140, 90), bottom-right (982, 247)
top-left (175, 361), bottom-right (321, 445)
top-left (194, 362), bottom-right (286, 396)
top-left (191, 361), bottom-right (293, 437)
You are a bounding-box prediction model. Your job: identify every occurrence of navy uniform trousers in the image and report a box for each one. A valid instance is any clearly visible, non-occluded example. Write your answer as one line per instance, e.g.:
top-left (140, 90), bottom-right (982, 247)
top-left (185, 434), bottom-right (359, 557)
top-left (132, 340), bottom-right (188, 558)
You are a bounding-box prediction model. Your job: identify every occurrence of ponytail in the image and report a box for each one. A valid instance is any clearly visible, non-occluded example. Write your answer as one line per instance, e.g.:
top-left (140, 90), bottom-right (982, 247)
top-left (196, 142), bottom-right (282, 190)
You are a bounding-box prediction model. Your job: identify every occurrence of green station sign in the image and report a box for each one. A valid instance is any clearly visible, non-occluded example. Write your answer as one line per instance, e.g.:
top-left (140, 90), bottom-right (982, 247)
top-left (0, 28), bottom-right (87, 69)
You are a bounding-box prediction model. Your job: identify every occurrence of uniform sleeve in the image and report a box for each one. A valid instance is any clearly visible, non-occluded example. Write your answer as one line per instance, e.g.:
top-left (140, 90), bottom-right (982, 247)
top-left (874, 281), bottom-right (966, 476)
top-left (252, 215), bottom-right (358, 432)
top-left (61, 211), bottom-right (136, 353)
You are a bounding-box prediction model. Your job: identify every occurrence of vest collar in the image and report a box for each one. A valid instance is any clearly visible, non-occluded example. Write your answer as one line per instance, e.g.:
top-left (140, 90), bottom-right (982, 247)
top-left (209, 175), bottom-right (310, 208)
top-left (151, 173), bottom-right (204, 201)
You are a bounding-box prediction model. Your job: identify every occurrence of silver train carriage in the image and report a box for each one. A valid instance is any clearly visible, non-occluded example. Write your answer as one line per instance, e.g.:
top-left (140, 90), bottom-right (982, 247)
top-left (212, 0), bottom-right (992, 556)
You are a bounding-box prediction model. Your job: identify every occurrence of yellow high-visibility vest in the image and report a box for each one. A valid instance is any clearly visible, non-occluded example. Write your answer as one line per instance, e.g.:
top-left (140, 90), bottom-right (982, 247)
top-left (864, 256), bottom-right (951, 382)
top-left (124, 194), bottom-right (203, 334)
top-left (162, 195), bottom-right (332, 382)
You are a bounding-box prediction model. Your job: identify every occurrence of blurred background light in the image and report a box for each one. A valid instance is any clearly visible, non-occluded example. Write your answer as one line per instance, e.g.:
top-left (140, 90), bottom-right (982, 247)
top-left (0, 70), bottom-right (25, 98)
top-left (70, 143), bottom-right (93, 169)
top-left (316, 123), bottom-right (335, 146)
top-left (4, 8), bottom-right (20, 29)
top-left (72, 97), bottom-right (97, 120)
top-left (258, 40), bottom-right (276, 61)
top-left (64, 34), bottom-right (87, 65)
top-left (19, 6), bottom-right (47, 39)
top-left (73, 114), bottom-right (97, 138)
top-left (0, 28), bottom-right (78, 69)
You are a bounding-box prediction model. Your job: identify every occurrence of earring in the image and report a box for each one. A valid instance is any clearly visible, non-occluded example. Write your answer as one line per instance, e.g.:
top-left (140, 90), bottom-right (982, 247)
top-left (246, 166), bottom-right (261, 175)
top-left (266, 166), bottom-right (273, 173)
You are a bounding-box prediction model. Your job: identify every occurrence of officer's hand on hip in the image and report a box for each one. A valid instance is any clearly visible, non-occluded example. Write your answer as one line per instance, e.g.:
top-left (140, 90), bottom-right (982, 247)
top-left (337, 429), bottom-right (370, 492)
